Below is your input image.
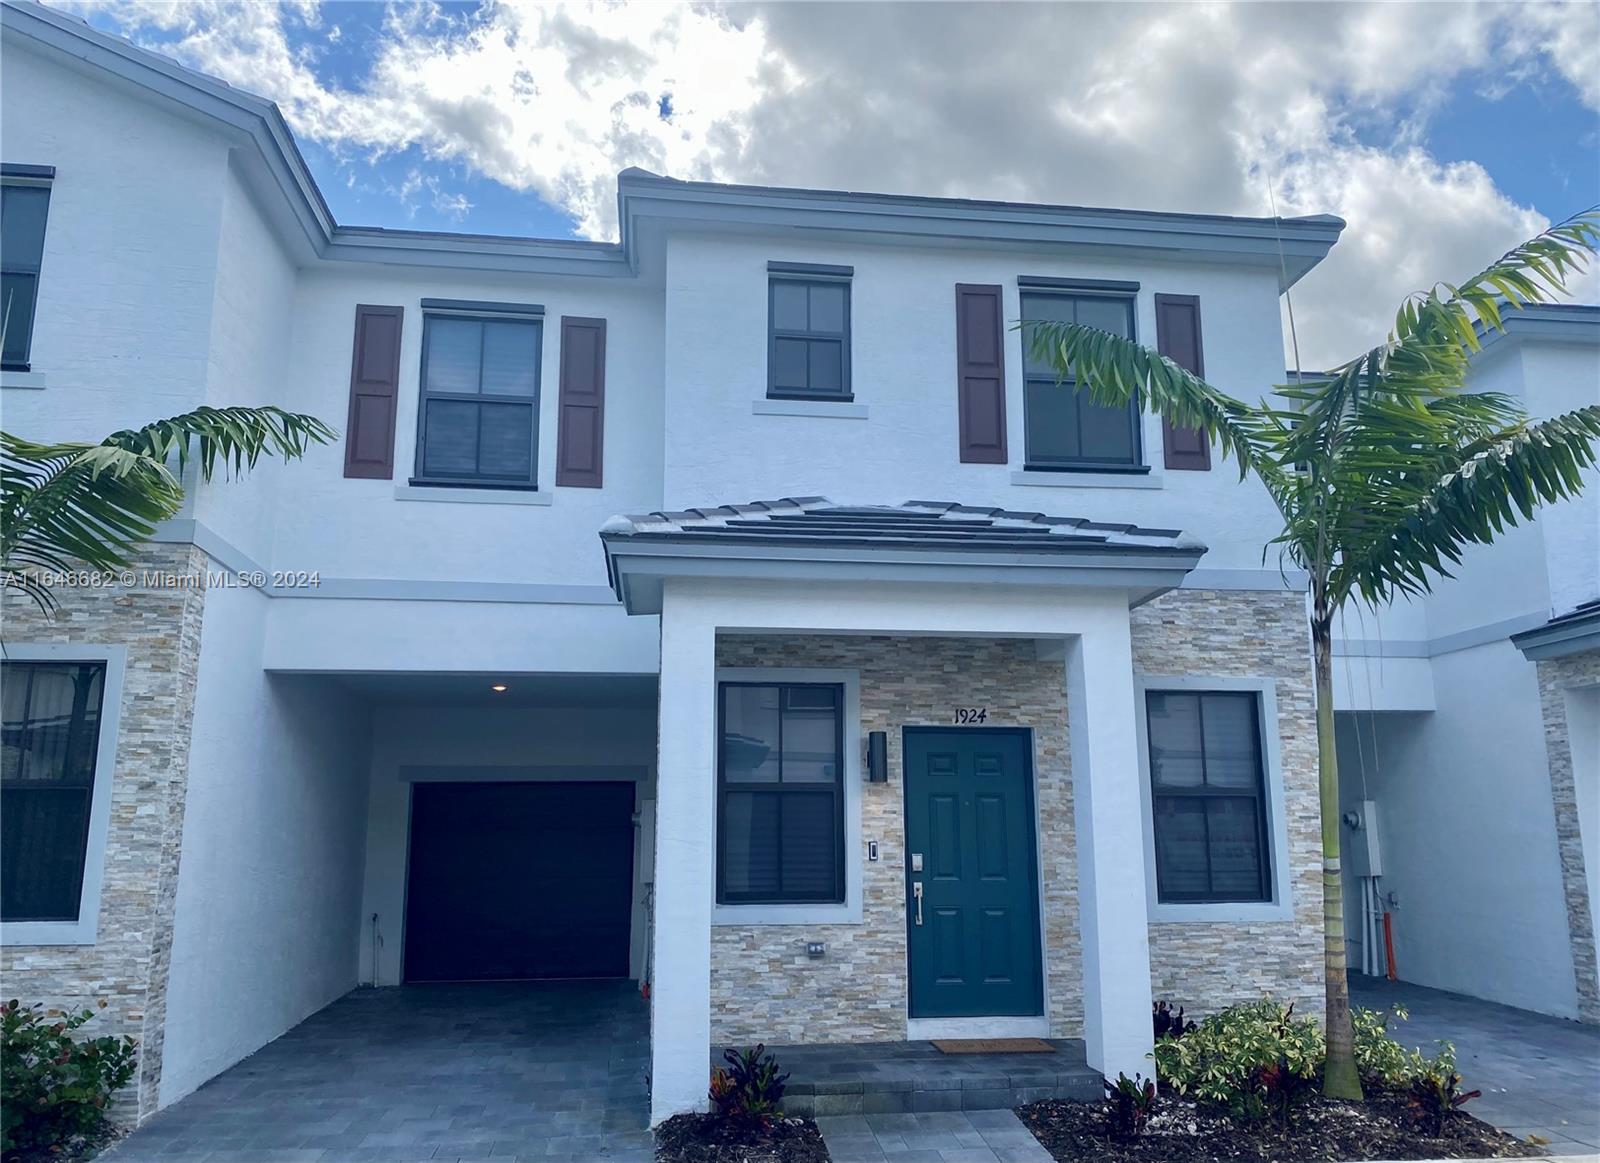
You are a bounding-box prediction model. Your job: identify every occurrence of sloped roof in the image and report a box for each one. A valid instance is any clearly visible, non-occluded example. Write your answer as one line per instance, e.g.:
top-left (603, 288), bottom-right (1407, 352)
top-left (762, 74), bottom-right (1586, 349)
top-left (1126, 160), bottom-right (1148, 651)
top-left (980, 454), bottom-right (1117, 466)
top-left (1512, 598), bottom-right (1600, 661)
top-left (600, 498), bottom-right (1205, 613)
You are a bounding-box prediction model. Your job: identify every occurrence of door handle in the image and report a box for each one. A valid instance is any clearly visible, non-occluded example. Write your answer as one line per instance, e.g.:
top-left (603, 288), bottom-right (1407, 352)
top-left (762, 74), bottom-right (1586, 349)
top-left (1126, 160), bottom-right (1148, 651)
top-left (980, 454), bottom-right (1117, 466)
top-left (912, 881), bottom-right (924, 926)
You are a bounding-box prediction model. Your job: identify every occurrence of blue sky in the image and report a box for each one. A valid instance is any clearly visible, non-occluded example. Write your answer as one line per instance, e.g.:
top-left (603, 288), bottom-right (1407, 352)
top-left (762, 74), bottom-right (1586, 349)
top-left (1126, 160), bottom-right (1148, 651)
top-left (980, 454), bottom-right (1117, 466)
top-left (67, 0), bottom-right (1600, 363)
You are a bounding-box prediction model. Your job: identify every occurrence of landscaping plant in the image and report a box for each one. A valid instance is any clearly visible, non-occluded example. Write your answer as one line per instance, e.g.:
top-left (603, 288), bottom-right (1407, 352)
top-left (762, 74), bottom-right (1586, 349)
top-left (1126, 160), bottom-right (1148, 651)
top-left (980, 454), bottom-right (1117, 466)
top-left (2, 405), bottom-right (335, 614)
top-left (1102, 1072), bottom-right (1158, 1139)
top-left (1153, 1000), bottom-right (1196, 1041)
top-left (1026, 210), bottom-right (1600, 1098)
top-left (1351, 1005), bottom-right (1429, 1090)
top-left (1, 998), bottom-right (137, 1156)
top-left (1406, 1046), bottom-right (1482, 1137)
top-left (1152, 999), bottom-right (1325, 1127)
top-left (708, 1044), bottom-right (790, 1126)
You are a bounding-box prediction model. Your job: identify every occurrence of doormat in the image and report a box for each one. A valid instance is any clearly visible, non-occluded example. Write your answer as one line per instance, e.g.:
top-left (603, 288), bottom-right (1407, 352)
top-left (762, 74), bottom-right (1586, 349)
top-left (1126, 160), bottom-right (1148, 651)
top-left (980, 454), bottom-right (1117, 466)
top-left (931, 1037), bottom-right (1055, 1054)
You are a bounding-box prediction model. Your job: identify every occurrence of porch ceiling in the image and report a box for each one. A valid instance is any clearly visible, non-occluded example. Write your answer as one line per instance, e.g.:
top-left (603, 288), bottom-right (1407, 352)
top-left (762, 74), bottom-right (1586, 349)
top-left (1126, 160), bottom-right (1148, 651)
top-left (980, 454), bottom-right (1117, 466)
top-left (600, 497), bottom-right (1206, 614)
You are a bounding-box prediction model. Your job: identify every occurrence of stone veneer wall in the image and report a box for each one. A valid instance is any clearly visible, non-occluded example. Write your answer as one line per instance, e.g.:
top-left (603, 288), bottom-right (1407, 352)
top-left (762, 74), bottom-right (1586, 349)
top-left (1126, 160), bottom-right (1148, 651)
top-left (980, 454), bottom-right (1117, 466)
top-left (1533, 648), bottom-right (1600, 1024)
top-left (1, 546), bottom-right (208, 1120)
top-left (710, 635), bottom-right (1080, 1044)
top-left (1132, 589), bottom-right (1324, 1018)
top-left (709, 589), bottom-right (1324, 1044)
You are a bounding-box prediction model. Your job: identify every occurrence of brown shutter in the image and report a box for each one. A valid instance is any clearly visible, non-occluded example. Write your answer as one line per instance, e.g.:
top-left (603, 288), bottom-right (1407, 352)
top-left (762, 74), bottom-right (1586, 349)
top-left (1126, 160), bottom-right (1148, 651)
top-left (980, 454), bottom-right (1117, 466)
top-left (556, 316), bottom-right (607, 488)
top-left (1154, 293), bottom-right (1210, 471)
top-left (955, 284), bottom-right (1008, 464)
top-left (342, 304), bottom-right (403, 479)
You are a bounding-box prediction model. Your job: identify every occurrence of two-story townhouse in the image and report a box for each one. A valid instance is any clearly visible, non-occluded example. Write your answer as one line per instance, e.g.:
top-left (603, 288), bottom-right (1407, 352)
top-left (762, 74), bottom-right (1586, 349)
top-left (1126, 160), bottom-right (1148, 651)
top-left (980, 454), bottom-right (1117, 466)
top-left (1329, 305), bottom-right (1600, 1026)
top-left (3, 0), bottom-right (1501, 1132)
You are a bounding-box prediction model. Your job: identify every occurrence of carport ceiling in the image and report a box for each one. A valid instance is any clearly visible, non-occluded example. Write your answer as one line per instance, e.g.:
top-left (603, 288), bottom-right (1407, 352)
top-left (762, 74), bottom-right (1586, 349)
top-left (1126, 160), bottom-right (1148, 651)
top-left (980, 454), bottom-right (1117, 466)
top-left (327, 672), bottom-right (659, 709)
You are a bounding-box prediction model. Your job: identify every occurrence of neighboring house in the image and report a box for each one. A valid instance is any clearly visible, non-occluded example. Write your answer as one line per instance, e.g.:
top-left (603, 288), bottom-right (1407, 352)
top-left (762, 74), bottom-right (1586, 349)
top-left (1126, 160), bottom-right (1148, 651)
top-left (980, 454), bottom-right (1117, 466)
top-left (1329, 305), bottom-right (1600, 1025)
top-left (0, 0), bottom-right (1587, 1134)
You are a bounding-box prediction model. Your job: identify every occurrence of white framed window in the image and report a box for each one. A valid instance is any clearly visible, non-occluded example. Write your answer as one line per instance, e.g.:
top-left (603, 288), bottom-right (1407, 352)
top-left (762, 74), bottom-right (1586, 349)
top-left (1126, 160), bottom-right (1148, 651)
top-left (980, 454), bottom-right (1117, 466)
top-left (1133, 674), bottom-right (1295, 923)
top-left (712, 666), bottom-right (862, 925)
top-left (1, 643), bottom-right (125, 946)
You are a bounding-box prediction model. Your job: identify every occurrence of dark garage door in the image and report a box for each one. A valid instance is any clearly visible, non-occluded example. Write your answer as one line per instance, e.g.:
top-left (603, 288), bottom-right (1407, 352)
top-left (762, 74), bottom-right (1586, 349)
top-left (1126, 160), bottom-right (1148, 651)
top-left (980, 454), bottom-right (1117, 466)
top-left (404, 781), bottom-right (635, 983)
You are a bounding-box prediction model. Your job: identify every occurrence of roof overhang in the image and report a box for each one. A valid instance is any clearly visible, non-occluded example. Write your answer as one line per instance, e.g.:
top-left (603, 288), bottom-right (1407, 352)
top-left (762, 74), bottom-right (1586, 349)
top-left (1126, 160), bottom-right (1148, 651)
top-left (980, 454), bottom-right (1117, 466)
top-left (1511, 603), bottom-right (1600, 661)
top-left (616, 169), bottom-right (1344, 290)
top-left (1475, 304), bottom-right (1600, 357)
top-left (600, 499), bottom-right (1206, 615)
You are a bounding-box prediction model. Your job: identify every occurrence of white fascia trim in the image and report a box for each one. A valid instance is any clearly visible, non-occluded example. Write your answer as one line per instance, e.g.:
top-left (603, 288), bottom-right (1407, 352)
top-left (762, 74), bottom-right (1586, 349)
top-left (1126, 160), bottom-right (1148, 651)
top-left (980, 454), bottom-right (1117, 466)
top-left (1132, 674), bottom-right (1295, 924)
top-left (1011, 469), bottom-right (1164, 490)
top-left (905, 1016), bottom-right (1050, 1040)
top-left (711, 666), bottom-right (863, 926)
top-left (0, 642), bottom-right (127, 947)
top-left (1337, 611), bottom-right (1553, 660)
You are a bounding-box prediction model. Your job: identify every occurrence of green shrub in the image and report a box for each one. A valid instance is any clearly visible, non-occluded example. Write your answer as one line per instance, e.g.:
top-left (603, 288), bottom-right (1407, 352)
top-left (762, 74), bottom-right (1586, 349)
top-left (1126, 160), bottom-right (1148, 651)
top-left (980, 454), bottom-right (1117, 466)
top-left (708, 1044), bottom-right (790, 1126)
top-left (1152, 998), bottom-right (1323, 1126)
top-left (1, 998), bottom-right (137, 1155)
top-left (1352, 1004), bottom-right (1429, 1090)
top-left (1407, 1044), bottom-right (1481, 1136)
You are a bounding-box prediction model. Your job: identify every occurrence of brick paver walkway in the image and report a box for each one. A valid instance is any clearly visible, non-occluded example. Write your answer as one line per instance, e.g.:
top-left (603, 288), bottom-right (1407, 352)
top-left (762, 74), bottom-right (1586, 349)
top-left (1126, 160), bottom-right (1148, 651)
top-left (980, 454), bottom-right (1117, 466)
top-left (101, 980), bottom-right (651, 1163)
top-left (817, 1109), bottom-right (1055, 1163)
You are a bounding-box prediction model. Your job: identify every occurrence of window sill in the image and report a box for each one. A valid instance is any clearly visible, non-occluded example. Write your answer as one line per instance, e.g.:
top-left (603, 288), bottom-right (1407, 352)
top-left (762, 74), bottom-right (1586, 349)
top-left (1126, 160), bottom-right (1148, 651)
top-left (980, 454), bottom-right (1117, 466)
top-left (1149, 900), bottom-right (1294, 924)
top-left (0, 920), bottom-right (97, 946)
top-left (395, 484), bottom-right (552, 506)
top-left (1, 370), bottom-right (47, 390)
top-left (1012, 468), bottom-right (1163, 490)
top-left (752, 398), bottom-right (869, 420)
top-left (712, 901), bottom-right (862, 926)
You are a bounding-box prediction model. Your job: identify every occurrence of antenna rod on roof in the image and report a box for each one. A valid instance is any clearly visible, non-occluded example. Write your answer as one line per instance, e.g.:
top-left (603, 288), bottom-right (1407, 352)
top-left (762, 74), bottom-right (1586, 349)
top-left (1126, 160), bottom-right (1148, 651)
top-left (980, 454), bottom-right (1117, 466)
top-left (1267, 174), bottom-right (1306, 382)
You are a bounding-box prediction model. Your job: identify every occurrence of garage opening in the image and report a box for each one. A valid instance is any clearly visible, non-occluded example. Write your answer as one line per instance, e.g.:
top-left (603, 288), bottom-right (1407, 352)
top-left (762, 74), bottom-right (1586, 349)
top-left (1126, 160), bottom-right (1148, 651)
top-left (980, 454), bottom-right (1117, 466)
top-left (403, 780), bottom-right (636, 982)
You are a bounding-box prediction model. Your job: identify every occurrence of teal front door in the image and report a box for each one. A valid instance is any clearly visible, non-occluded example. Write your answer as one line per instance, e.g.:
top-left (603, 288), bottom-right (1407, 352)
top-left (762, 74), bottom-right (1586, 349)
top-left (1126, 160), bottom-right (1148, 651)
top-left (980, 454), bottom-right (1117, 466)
top-left (903, 727), bottom-right (1044, 1019)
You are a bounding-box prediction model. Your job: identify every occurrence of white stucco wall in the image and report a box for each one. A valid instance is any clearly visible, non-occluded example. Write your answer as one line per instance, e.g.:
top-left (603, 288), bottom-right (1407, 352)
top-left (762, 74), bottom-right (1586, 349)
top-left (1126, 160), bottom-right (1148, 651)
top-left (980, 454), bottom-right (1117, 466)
top-left (160, 585), bottom-right (371, 1106)
top-left (358, 703), bottom-right (658, 987)
top-left (1334, 639), bottom-right (1581, 1018)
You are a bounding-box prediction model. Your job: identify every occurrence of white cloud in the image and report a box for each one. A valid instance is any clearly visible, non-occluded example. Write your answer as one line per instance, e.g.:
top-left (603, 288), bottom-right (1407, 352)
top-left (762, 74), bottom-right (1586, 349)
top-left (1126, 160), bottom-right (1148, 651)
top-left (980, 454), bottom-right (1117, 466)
top-left (55, 0), bottom-right (1600, 367)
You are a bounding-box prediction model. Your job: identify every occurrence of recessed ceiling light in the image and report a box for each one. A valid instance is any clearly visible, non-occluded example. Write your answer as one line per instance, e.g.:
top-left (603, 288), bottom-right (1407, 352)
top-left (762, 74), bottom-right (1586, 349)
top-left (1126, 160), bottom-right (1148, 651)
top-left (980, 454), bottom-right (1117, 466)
top-left (490, 683), bottom-right (508, 693)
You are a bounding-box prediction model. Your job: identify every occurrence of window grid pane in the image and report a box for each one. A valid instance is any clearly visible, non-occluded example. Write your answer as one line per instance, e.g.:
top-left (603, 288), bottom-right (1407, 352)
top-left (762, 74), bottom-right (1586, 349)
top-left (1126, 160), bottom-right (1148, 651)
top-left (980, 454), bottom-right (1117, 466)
top-left (1021, 292), bottom-right (1139, 467)
top-left (1, 662), bottom-right (107, 923)
top-left (769, 277), bottom-right (850, 398)
top-left (418, 314), bottom-right (540, 485)
top-left (718, 682), bottom-right (844, 903)
top-left (1146, 689), bottom-right (1270, 903)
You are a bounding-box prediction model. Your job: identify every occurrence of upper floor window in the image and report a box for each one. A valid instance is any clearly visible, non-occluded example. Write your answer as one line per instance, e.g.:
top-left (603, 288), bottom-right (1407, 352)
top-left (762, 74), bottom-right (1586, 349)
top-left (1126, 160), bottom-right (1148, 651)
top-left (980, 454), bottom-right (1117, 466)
top-left (718, 681), bottom-right (846, 905)
top-left (413, 301), bottom-right (542, 488)
top-left (1, 166), bottom-right (55, 371)
top-left (2, 660), bottom-right (106, 924)
top-left (1144, 689), bottom-right (1272, 904)
top-left (1021, 288), bottom-right (1142, 470)
top-left (768, 263), bottom-right (852, 400)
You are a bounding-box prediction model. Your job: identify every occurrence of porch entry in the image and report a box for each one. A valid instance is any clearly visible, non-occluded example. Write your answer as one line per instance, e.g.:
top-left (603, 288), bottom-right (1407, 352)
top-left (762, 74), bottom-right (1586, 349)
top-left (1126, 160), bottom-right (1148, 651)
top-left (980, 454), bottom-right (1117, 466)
top-left (903, 727), bottom-right (1044, 1019)
top-left (403, 781), bottom-right (635, 982)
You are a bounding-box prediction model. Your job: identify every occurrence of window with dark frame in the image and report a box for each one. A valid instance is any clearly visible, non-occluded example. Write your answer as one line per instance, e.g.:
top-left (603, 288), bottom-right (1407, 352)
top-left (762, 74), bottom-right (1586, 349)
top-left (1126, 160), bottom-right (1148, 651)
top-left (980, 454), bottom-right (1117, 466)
top-left (717, 682), bottom-right (846, 905)
top-left (1021, 291), bottom-right (1142, 469)
top-left (1, 661), bottom-right (107, 923)
top-left (1145, 689), bottom-right (1273, 903)
top-left (2, 171), bottom-right (54, 371)
top-left (768, 276), bottom-right (851, 399)
top-left (413, 309), bottom-right (541, 488)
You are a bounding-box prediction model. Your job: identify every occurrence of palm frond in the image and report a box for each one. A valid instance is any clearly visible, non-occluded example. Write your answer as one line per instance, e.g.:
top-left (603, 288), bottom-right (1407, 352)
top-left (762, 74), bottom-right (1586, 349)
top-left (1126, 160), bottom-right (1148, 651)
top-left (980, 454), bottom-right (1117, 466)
top-left (1331, 405), bottom-right (1600, 607)
top-left (103, 405), bottom-right (337, 480)
top-left (1019, 318), bottom-right (1285, 493)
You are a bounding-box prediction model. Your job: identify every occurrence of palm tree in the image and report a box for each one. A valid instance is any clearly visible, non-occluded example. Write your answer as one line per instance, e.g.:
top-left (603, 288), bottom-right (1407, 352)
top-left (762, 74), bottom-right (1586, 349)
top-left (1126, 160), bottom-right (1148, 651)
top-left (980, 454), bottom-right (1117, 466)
top-left (1024, 211), bottom-right (1600, 1100)
top-left (2, 406), bottom-right (336, 613)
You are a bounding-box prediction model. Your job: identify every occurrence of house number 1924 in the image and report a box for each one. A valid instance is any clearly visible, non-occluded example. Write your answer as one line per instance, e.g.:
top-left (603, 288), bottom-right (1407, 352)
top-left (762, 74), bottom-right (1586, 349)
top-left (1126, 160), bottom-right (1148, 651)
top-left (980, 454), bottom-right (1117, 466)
top-left (953, 707), bottom-right (988, 724)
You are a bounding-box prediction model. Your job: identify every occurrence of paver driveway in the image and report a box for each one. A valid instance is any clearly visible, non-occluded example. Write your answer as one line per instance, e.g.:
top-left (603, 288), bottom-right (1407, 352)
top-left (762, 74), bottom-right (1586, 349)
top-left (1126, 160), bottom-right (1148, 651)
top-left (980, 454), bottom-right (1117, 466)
top-left (102, 980), bottom-right (652, 1163)
top-left (1352, 976), bottom-right (1600, 1155)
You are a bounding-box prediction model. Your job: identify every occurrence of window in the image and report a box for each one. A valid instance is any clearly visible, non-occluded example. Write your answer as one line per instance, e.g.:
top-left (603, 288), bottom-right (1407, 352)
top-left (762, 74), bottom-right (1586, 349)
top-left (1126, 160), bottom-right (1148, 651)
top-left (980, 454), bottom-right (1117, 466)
top-left (717, 682), bottom-right (845, 904)
top-left (768, 271), bottom-right (851, 399)
top-left (1022, 291), bottom-right (1142, 469)
top-left (414, 306), bottom-right (541, 487)
top-left (2, 168), bottom-right (54, 370)
top-left (1, 661), bottom-right (107, 924)
top-left (1144, 689), bottom-right (1272, 903)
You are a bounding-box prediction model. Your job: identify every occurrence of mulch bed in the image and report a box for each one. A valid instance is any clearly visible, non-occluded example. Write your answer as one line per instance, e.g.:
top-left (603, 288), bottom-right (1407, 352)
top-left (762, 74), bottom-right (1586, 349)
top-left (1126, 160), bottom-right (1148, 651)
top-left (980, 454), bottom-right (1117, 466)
top-left (2, 1123), bottom-right (125, 1163)
top-left (1018, 1092), bottom-right (1546, 1161)
top-left (654, 1113), bottom-right (831, 1163)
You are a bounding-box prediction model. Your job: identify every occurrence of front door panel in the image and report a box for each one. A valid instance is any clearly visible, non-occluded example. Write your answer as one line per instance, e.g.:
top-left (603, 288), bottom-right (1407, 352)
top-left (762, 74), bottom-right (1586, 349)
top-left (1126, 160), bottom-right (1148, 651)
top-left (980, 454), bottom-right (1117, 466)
top-left (904, 728), bottom-right (1043, 1018)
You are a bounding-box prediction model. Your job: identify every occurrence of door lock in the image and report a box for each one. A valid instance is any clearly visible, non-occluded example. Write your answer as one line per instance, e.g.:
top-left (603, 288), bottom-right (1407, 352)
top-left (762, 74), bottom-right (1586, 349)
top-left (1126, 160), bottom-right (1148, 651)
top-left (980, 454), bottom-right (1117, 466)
top-left (912, 881), bottom-right (924, 926)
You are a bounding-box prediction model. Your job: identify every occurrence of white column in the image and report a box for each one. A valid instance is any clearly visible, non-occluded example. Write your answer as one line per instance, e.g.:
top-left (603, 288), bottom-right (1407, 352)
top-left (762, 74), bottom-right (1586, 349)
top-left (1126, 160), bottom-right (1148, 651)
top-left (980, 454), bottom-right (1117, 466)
top-left (650, 589), bottom-right (717, 1124)
top-left (1066, 614), bottom-right (1155, 1081)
